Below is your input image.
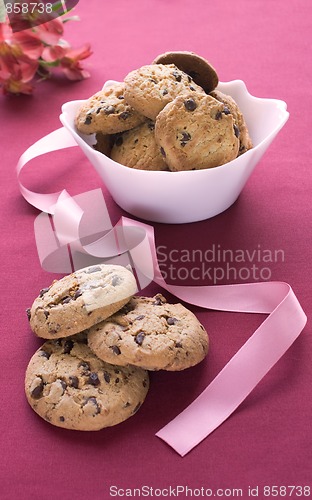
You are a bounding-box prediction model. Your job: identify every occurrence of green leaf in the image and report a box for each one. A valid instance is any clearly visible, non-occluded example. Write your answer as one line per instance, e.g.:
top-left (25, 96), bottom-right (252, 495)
top-left (39, 59), bottom-right (61, 68)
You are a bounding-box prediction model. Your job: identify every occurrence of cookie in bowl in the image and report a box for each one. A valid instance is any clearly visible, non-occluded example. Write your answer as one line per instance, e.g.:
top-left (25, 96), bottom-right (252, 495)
top-left (124, 63), bottom-right (205, 120)
top-left (155, 92), bottom-right (239, 171)
top-left (110, 120), bottom-right (169, 170)
top-left (75, 82), bottom-right (145, 135)
top-left (210, 89), bottom-right (253, 156)
top-left (152, 50), bottom-right (219, 94)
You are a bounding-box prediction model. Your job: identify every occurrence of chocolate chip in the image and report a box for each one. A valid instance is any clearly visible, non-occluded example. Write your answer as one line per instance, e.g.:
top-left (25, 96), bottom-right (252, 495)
top-left (119, 111), bottom-right (130, 120)
top-left (31, 379), bottom-right (44, 399)
top-left (84, 116), bottom-right (92, 125)
top-left (59, 416), bottom-right (65, 422)
top-left (175, 341), bottom-right (183, 348)
top-left (233, 124), bottom-right (240, 137)
top-left (39, 287), bottom-right (50, 298)
top-left (74, 289), bottom-right (82, 300)
top-left (160, 147), bottom-right (166, 157)
top-left (62, 296), bottom-right (71, 304)
top-left (86, 265), bottom-right (102, 273)
top-left (180, 131), bottom-right (191, 143)
top-left (172, 70), bottom-right (182, 82)
top-left (118, 95), bottom-right (125, 99)
top-left (78, 361), bottom-right (90, 373)
top-left (103, 105), bottom-right (115, 115)
top-left (135, 315), bottom-right (145, 321)
top-left (223, 106), bottom-right (230, 115)
top-left (69, 376), bottom-right (79, 388)
top-left (96, 107), bottom-right (102, 114)
top-left (103, 371), bottom-right (111, 383)
top-left (189, 86), bottom-right (195, 91)
top-left (110, 345), bottom-right (121, 355)
top-left (88, 372), bottom-right (100, 386)
top-left (111, 275), bottom-right (122, 287)
top-left (63, 339), bottom-right (74, 354)
top-left (39, 350), bottom-right (50, 359)
top-left (215, 111), bottom-right (222, 120)
top-left (115, 377), bottom-right (120, 384)
top-left (149, 78), bottom-right (157, 84)
top-left (59, 380), bottom-right (67, 391)
top-left (153, 295), bottom-right (166, 305)
top-left (85, 397), bottom-right (101, 414)
top-left (162, 89), bottom-right (168, 95)
top-left (184, 98), bottom-right (197, 111)
top-left (26, 308), bottom-right (31, 320)
top-left (167, 317), bottom-right (177, 325)
top-left (181, 131), bottom-right (191, 140)
top-left (134, 332), bottom-right (145, 346)
top-left (142, 379), bottom-right (148, 388)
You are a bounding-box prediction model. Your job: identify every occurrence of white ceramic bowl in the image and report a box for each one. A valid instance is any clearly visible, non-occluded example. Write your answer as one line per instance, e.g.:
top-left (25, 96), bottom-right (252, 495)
top-left (60, 80), bottom-right (289, 224)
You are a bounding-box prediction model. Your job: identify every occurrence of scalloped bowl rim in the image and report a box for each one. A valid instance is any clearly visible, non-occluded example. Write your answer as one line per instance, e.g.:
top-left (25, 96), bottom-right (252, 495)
top-left (59, 80), bottom-right (289, 223)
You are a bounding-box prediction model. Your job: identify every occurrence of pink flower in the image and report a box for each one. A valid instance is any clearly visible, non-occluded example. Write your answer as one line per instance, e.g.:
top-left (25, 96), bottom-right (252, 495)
top-left (28, 18), bottom-right (64, 46)
top-left (0, 20), bottom-right (42, 94)
top-left (42, 43), bottom-right (92, 80)
top-left (0, 15), bottom-right (92, 95)
top-left (0, 20), bottom-right (43, 60)
top-left (1, 71), bottom-right (34, 95)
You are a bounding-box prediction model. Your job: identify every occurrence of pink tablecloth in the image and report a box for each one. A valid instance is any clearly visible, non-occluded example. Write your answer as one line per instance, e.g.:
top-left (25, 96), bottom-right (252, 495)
top-left (1, 1), bottom-right (311, 498)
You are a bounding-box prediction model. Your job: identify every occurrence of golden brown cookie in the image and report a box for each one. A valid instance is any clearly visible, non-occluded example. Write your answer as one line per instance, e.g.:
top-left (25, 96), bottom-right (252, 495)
top-left (210, 90), bottom-right (253, 155)
top-left (28, 264), bottom-right (137, 339)
top-left (124, 64), bottom-right (205, 120)
top-left (75, 82), bottom-right (145, 135)
top-left (87, 294), bottom-right (209, 371)
top-left (155, 92), bottom-right (240, 171)
top-left (25, 336), bottom-right (149, 430)
top-left (152, 51), bottom-right (219, 94)
top-left (110, 120), bottom-right (168, 170)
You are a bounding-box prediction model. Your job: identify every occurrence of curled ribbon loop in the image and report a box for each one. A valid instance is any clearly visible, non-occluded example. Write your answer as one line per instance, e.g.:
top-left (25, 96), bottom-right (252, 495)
top-left (16, 127), bottom-right (307, 456)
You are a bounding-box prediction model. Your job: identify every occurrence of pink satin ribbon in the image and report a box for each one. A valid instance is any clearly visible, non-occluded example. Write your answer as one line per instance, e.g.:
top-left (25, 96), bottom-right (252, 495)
top-left (16, 127), bottom-right (307, 456)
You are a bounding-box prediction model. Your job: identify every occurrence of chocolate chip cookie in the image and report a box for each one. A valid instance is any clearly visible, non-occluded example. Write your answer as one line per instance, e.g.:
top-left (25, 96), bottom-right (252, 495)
top-left (210, 90), bottom-right (253, 155)
top-left (152, 51), bottom-right (219, 94)
top-left (87, 294), bottom-right (209, 371)
top-left (110, 120), bottom-right (168, 170)
top-left (28, 264), bottom-right (137, 339)
top-left (124, 64), bottom-right (205, 120)
top-left (75, 82), bottom-right (145, 135)
top-left (155, 92), bottom-right (240, 171)
top-left (25, 336), bottom-right (149, 430)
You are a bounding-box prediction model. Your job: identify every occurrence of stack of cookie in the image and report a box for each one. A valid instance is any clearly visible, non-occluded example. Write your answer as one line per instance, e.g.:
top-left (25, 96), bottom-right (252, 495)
top-left (75, 51), bottom-right (253, 171)
top-left (25, 264), bottom-right (209, 431)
